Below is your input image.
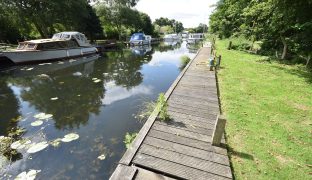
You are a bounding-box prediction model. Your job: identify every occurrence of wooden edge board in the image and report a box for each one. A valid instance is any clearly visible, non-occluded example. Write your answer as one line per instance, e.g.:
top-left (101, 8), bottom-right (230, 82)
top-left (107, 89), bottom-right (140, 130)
top-left (109, 164), bottom-right (137, 180)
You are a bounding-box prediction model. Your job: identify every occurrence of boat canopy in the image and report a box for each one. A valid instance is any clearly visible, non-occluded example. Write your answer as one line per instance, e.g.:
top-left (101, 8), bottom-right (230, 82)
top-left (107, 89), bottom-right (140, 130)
top-left (130, 33), bottom-right (146, 41)
top-left (52, 32), bottom-right (91, 47)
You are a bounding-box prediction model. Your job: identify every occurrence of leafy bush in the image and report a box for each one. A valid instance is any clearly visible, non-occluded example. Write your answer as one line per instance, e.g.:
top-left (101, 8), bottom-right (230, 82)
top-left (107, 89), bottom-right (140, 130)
top-left (123, 132), bottom-right (137, 149)
top-left (157, 93), bottom-right (170, 121)
top-left (180, 55), bottom-right (191, 69)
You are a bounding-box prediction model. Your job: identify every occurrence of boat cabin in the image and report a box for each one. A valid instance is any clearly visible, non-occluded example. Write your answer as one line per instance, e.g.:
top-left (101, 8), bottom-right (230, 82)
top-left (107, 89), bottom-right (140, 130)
top-left (188, 33), bottom-right (205, 40)
top-left (16, 32), bottom-right (91, 51)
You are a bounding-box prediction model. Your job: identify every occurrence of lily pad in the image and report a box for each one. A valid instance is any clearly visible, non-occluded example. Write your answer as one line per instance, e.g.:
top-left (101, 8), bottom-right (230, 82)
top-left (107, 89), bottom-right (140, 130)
top-left (10, 139), bottom-right (31, 150)
top-left (37, 74), bottom-right (50, 78)
top-left (103, 73), bottom-right (109, 76)
top-left (34, 113), bottom-right (53, 120)
top-left (31, 120), bottom-right (43, 127)
top-left (97, 154), bottom-right (106, 160)
top-left (92, 78), bottom-right (98, 81)
top-left (15, 169), bottom-right (41, 180)
top-left (69, 59), bottom-right (76, 63)
top-left (61, 133), bottom-right (79, 142)
top-left (93, 79), bottom-right (101, 83)
top-left (73, 72), bottom-right (82, 76)
top-left (27, 142), bottom-right (49, 153)
top-left (50, 97), bottom-right (58, 101)
top-left (26, 68), bottom-right (34, 71)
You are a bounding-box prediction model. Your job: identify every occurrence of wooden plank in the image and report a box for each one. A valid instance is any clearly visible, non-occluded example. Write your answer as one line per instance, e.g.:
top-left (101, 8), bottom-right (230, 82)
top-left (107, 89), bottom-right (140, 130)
top-left (168, 111), bottom-right (217, 125)
top-left (168, 106), bottom-right (218, 119)
top-left (133, 154), bottom-right (230, 180)
top-left (148, 129), bottom-right (227, 155)
top-left (154, 120), bottom-right (211, 135)
top-left (109, 164), bottom-right (137, 180)
top-left (119, 47), bottom-right (202, 165)
top-left (152, 123), bottom-right (212, 142)
top-left (134, 167), bottom-right (176, 180)
top-left (137, 144), bottom-right (232, 178)
top-left (143, 136), bottom-right (230, 166)
top-left (167, 112), bottom-right (215, 128)
top-left (168, 98), bottom-right (220, 111)
top-left (172, 92), bottom-right (219, 102)
top-left (168, 101), bottom-right (219, 114)
top-left (174, 84), bottom-right (218, 94)
top-left (169, 94), bottom-right (220, 108)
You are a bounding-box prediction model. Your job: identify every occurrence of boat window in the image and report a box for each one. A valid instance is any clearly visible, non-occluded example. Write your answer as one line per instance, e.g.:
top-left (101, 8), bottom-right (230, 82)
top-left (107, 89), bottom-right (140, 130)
top-left (75, 35), bottom-right (80, 41)
top-left (26, 43), bottom-right (36, 49)
top-left (36, 42), bottom-right (62, 50)
top-left (17, 43), bottom-right (26, 50)
top-left (131, 34), bottom-right (145, 41)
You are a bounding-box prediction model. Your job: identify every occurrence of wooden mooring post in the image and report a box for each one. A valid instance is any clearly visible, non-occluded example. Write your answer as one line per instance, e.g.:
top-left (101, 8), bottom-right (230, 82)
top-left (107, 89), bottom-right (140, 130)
top-left (212, 115), bottom-right (227, 146)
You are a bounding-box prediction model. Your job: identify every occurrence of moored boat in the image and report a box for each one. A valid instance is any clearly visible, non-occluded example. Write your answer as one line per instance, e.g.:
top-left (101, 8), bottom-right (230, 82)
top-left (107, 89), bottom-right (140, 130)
top-left (187, 33), bottom-right (205, 43)
top-left (1, 32), bottom-right (98, 64)
top-left (129, 33), bottom-right (151, 46)
top-left (164, 34), bottom-right (181, 41)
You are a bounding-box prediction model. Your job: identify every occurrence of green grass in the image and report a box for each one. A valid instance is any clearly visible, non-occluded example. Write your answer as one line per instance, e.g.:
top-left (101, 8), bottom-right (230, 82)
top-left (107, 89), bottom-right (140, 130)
top-left (216, 39), bottom-right (312, 179)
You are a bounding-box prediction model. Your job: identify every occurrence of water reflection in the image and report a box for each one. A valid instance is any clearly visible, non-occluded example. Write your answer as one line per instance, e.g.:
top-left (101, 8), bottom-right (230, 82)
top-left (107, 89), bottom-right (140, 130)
top-left (0, 77), bottom-right (21, 136)
top-left (130, 45), bottom-right (152, 56)
top-left (0, 42), bottom-right (196, 179)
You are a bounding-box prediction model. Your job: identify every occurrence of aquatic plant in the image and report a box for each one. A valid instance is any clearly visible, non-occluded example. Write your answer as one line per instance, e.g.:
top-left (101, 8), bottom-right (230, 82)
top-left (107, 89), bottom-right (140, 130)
top-left (135, 101), bottom-right (156, 122)
top-left (180, 55), bottom-right (191, 70)
top-left (124, 132), bottom-right (137, 149)
top-left (156, 93), bottom-right (170, 121)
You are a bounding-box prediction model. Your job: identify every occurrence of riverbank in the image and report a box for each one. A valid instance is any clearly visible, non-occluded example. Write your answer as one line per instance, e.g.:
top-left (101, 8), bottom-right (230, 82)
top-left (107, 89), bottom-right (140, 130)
top-left (216, 39), bottom-right (311, 179)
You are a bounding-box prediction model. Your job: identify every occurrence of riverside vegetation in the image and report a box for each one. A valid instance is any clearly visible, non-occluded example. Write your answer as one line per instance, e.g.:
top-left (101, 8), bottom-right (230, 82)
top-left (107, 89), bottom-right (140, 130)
top-left (215, 38), bottom-right (311, 179)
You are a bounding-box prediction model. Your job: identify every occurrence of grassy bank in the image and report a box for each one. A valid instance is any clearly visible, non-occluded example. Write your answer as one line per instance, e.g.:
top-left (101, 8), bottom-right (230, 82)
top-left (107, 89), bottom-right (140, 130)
top-left (216, 39), bottom-right (312, 179)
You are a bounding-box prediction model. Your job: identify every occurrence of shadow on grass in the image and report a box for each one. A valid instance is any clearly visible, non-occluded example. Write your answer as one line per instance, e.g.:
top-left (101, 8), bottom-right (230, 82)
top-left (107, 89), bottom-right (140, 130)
top-left (227, 146), bottom-right (254, 161)
top-left (256, 56), bottom-right (312, 84)
top-left (272, 63), bottom-right (312, 84)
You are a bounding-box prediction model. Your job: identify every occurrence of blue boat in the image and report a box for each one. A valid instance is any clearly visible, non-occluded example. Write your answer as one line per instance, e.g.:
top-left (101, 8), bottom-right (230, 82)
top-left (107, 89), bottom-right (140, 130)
top-left (129, 33), bottom-right (151, 46)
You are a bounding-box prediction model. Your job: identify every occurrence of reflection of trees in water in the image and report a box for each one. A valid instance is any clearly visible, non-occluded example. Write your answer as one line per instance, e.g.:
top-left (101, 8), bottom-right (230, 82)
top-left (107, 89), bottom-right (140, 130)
top-left (153, 41), bottom-right (182, 52)
top-left (98, 49), bottom-right (153, 90)
top-left (5, 50), bottom-right (153, 130)
top-left (8, 62), bottom-right (105, 130)
top-left (0, 77), bottom-right (21, 136)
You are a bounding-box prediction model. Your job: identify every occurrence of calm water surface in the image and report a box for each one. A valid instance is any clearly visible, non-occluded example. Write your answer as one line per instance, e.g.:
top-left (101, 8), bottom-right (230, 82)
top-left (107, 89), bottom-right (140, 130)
top-left (0, 41), bottom-right (196, 179)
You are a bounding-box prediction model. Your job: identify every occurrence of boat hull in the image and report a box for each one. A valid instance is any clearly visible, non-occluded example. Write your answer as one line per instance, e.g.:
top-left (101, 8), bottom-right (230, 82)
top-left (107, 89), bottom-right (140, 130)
top-left (129, 40), bottom-right (150, 46)
top-left (2, 47), bottom-right (97, 64)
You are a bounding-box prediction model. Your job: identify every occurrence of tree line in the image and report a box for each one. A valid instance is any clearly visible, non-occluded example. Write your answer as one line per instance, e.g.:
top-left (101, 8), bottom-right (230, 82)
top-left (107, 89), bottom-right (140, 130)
top-left (209, 0), bottom-right (312, 66)
top-left (0, 0), bottom-right (174, 43)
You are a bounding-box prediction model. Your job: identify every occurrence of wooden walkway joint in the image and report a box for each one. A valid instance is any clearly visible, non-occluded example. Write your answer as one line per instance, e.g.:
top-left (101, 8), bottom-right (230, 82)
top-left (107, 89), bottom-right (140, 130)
top-left (110, 45), bottom-right (232, 180)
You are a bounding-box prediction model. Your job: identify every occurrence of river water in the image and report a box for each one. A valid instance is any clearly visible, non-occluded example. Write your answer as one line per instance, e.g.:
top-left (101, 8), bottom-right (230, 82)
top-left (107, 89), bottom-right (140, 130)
top-left (0, 41), bottom-right (196, 179)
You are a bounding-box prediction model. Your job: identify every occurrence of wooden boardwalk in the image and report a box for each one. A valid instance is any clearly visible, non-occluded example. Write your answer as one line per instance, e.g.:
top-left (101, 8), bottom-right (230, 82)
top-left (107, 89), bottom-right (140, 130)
top-left (110, 46), bottom-right (232, 180)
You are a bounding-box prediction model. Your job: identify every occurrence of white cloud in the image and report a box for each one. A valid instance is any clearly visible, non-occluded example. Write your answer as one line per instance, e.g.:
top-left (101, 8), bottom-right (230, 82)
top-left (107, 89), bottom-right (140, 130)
top-left (135, 0), bottom-right (218, 28)
top-left (102, 82), bottom-right (153, 105)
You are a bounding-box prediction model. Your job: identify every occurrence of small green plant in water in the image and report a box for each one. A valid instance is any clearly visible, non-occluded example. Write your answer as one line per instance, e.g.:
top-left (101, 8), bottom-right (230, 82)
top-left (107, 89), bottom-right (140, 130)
top-left (156, 93), bottom-right (170, 121)
top-left (180, 55), bottom-right (191, 70)
top-left (124, 132), bottom-right (137, 149)
top-left (136, 101), bottom-right (156, 122)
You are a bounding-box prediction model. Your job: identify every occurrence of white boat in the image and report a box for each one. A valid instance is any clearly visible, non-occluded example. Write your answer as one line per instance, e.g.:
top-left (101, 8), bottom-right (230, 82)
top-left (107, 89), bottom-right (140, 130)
top-left (1, 32), bottom-right (98, 64)
top-left (129, 33), bottom-right (151, 46)
top-left (187, 33), bottom-right (205, 43)
top-left (164, 34), bottom-right (180, 41)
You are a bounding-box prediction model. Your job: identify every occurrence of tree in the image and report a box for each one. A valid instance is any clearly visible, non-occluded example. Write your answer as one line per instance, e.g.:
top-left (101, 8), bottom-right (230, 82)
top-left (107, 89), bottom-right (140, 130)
top-left (209, 0), bottom-right (312, 62)
top-left (154, 17), bottom-right (184, 33)
top-left (0, 0), bottom-right (101, 39)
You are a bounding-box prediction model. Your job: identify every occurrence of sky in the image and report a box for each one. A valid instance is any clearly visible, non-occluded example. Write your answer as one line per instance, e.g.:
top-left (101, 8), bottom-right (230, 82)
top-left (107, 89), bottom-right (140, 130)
top-left (135, 0), bottom-right (218, 28)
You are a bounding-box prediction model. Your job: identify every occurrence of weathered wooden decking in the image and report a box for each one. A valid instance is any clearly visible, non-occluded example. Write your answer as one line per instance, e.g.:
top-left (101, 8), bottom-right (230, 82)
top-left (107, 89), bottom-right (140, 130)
top-left (110, 46), bottom-right (232, 180)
